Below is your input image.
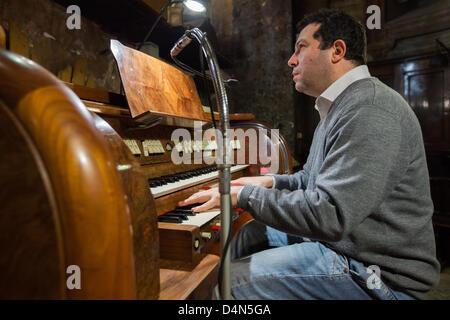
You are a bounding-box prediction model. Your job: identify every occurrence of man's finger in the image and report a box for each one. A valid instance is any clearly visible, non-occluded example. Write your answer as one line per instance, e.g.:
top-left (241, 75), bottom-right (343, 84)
top-left (178, 191), bottom-right (211, 207)
top-left (192, 198), bottom-right (219, 213)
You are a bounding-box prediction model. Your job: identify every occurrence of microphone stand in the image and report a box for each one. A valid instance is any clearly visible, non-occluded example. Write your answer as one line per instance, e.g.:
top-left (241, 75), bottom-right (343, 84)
top-left (170, 28), bottom-right (232, 300)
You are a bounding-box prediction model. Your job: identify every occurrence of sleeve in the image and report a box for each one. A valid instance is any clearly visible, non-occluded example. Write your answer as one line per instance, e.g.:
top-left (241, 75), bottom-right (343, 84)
top-left (271, 132), bottom-right (316, 191)
top-left (237, 106), bottom-right (402, 242)
top-left (272, 164), bottom-right (310, 191)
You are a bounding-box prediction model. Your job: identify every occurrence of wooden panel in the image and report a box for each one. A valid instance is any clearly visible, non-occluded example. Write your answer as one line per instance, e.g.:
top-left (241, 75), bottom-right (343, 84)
top-left (92, 115), bottom-right (160, 299)
top-left (17, 89), bottom-right (136, 300)
top-left (398, 58), bottom-right (450, 150)
top-left (0, 103), bottom-right (63, 299)
top-left (58, 65), bottom-right (73, 83)
top-left (141, 0), bottom-right (168, 15)
top-left (110, 40), bottom-right (208, 121)
top-left (367, 1), bottom-right (450, 60)
top-left (9, 23), bottom-right (28, 58)
top-left (72, 58), bottom-right (88, 86)
top-left (384, 1), bottom-right (450, 42)
top-left (406, 70), bottom-right (447, 145)
top-left (0, 25), bottom-right (5, 49)
top-left (159, 254), bottom-right (219, 300)
top-left (159, 224), bottom-right (202, 264)
top-left (0, 50), bottom-right (136, 299)
top-left (430, 177), bottom-right (450, 218)
top-left (86, 74), bottom-right (96, 88)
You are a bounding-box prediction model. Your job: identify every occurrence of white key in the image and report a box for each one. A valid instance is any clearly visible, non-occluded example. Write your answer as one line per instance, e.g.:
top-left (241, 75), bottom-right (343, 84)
top-left (182, 209), bottom-right (220, 227)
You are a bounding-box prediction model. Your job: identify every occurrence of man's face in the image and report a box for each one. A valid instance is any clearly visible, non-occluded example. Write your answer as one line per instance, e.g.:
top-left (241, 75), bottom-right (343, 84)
top-left (288, 23), bottom-right (332, 98)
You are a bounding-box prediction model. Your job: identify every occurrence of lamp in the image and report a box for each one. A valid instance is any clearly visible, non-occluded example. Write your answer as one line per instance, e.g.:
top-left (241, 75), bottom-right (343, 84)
top-left (184, 0), bottom-right (206, 12)
top-left (137, 0), bottom-right (206, 50)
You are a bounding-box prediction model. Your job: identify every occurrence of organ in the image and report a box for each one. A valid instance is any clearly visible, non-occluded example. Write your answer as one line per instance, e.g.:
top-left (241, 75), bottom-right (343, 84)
top-left (0, 41), bottom-right (292, 299)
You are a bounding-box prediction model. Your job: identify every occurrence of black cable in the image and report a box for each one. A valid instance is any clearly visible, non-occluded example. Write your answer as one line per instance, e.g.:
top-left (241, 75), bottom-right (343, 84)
top-left (137, 0), bottom-right (183, 51)
top-left (172, 54), bottom-right (212, 79)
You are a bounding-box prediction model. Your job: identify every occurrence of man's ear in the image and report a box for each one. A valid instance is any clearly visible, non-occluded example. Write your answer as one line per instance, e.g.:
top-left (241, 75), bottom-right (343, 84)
top-left (331, 39), bottom-right (346, 63)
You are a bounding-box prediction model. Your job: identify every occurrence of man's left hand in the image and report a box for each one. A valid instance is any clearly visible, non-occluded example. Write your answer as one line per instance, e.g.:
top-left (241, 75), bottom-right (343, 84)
top-left (178, 186), bottom-right (243, 212)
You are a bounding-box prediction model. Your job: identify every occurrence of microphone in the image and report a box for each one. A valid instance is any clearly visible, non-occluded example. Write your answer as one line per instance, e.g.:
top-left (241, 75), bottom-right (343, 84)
top-left (170, 31), bottom-right (194, 57)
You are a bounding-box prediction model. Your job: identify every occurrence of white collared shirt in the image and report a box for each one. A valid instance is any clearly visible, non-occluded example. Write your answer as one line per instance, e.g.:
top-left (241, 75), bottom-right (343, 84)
top-left (315, 65), bottom-right (372, 120)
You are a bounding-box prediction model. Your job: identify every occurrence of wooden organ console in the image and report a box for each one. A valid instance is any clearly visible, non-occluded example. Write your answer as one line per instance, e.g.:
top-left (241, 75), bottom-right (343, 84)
top-left (0, 43), bottom-right (293, 299)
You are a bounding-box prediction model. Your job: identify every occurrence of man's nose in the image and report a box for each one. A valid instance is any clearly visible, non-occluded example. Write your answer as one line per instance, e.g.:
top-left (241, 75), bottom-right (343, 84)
top-left (288, 53), bottom-right (297, 67)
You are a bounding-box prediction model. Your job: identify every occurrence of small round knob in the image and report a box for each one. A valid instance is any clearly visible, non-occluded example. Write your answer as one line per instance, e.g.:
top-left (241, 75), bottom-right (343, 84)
top-left (194, 238), bottom-right (200, 250)
top-left (201, 232), bottom-right (212, 240)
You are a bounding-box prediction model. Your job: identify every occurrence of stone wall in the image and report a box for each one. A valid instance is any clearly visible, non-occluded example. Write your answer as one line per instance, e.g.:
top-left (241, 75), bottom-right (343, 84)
top-left (210, 0), bottom-right (296, 156)
top-left (0, 0), bottom-right (121, 92)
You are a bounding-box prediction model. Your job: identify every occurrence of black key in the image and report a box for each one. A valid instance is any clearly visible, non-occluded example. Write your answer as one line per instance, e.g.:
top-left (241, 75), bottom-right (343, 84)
top-left (164, 212), bottom-right (188, 220)
top-left (158, 216), bottom-right (182, 223)
top-left (177, 203), bottom-right (199, 210)
top-left (172, 208), bottom-right (196, 216)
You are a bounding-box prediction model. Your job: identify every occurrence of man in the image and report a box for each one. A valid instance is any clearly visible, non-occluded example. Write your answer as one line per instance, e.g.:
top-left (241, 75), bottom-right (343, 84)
top-left (179, 9), bottom-right (440, 299)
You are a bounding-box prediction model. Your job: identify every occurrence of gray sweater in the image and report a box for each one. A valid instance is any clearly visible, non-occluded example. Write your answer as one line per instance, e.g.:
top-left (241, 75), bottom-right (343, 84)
top-left (238, 78), bottom-right (440, 299)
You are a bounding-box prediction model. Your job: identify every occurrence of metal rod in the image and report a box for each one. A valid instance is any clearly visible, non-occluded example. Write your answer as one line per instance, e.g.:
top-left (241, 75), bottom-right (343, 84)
top-left (171, 28), bottom-right (232, 299)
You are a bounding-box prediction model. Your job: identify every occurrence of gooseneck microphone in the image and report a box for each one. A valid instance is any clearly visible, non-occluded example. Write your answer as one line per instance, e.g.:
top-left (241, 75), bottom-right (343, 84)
top-left (170, 31), bottom-right (194, 57)
top-left (170, 28), bottom-right (233, 300)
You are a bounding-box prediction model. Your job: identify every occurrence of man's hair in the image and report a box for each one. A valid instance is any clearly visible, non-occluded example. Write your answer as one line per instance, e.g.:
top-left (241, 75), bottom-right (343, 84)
top-left (297, 9), bottom-right (367, 65)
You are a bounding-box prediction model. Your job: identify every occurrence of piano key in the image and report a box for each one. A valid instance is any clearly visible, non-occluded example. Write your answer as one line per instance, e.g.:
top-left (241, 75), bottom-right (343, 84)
top-left (181, 209), bottom-right (220, 227)
top-left (163, 212), bottom-right (189, 220)
top-left (171, 208), bottom-right (196, 215)
top-left (158, 215), bottom-right (183, 223)
top-left (177, 203), bottom-right (200, 210)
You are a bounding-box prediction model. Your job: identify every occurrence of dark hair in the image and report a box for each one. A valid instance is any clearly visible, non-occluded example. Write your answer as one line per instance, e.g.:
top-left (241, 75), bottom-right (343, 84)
top-left (296, 9), bottom-right (367, 65)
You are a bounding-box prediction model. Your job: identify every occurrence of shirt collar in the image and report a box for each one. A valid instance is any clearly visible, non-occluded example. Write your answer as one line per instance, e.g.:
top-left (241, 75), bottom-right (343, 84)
top-left (315, 65), bottom-right (371, 120)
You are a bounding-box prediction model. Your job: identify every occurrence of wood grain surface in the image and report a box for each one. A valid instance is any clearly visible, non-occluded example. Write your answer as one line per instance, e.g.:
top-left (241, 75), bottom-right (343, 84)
top-left (159, 254), bottom-right (219, 300)
top-left (110, 40), bottom-right (208, 121)
top-left (0, 102), bottom-right (63, 299)
top-left (93, 115), bottom-right (160, 299)
top-left (0, 49), bottom-right (136, 299)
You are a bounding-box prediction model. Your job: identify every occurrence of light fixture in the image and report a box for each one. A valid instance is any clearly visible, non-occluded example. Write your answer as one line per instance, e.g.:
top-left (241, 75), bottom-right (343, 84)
top-left (184, 0), bottom-right (206, 12)
top-left (137, 0), bottom-right (206, 50)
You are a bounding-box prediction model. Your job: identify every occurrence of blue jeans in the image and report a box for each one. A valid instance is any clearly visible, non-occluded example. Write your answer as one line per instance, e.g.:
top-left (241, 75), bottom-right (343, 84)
top-left (230, 220), bottom-right (415, 300)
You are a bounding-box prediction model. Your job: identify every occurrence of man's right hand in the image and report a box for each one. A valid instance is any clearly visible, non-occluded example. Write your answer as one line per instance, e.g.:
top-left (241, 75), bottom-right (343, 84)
top-left (230, 175), bottom-right (274, 188)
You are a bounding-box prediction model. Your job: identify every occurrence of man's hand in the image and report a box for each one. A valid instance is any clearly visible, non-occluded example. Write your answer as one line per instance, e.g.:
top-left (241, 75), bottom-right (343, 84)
top-left (178, 186), bottom-right (243, 213)
top-left (230, 175), bottom-right (274, 188)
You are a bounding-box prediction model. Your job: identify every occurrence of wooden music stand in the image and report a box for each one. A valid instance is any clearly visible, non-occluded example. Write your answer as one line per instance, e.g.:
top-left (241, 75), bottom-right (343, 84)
top-left (110, 40), bottom-right (209, 126)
